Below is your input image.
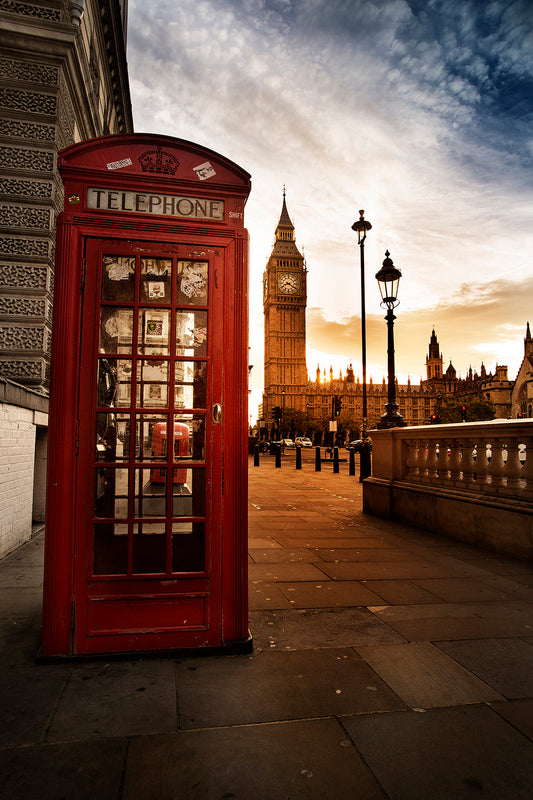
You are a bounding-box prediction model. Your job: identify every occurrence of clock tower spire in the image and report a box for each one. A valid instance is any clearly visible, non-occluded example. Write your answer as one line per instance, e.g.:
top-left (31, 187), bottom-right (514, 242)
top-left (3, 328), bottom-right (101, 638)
top-left (263, 191), bottom-right (308, 421)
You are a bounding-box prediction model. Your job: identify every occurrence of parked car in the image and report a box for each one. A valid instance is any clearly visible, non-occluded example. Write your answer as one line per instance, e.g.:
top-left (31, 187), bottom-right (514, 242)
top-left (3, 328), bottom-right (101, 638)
top-left (346, 439), bottom-right (372, 453)
top-left (295, 437), bottom-right (313, 447)
top-left (271, 439), bottom-right (295, 449)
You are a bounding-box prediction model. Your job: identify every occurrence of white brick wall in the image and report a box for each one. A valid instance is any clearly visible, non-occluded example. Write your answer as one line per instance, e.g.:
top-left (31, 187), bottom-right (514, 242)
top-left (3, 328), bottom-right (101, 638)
top-left (0, 402), bottom-right (36, 559)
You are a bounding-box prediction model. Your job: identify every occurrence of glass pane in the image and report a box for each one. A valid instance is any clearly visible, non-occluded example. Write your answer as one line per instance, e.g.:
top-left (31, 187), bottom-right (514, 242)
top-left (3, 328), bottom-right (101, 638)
top-left (135, 467), bottom-right (166, 517)
top-left (102, 255), bottom-right (135, 301)
top-left (135, 413), bottom-right (168, 461)
top-left (97, 358), bottom-right (132, 407)
top-left (132, 522), bottom-right (166, 574)
top-left (174, 361), bottom-right (207, 408)
top-left (172, 468), bottom-right (206, 516)
top-left (138, 309), bottom-right (170, 355)
top-left (99, 307), bottom-right (134, 354)
top-left (172, 522), bottom-right (205, 572)
top-left (176, 310), bottom-right (207, 356)
top-left (136, 360), bottom-right (169, 407)
top-left (174, 415), bottom-right (206, 461)
top-left (93, 523), bottom-right (128, 575)
top-left (94, 467), bottom-right (129, 518)
top-left (96, 412), bottom-right (130, 461)
top-left (177, 260), bottom-right (208, 304)
top-left (140, 258), bottom-right (172, 303)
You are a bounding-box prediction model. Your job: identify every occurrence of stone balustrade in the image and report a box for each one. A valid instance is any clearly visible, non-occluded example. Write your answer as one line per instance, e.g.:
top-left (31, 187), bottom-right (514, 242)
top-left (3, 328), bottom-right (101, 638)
top-left (400, 422), bottom-right (532, 501)
top-left (363, 419), bottom-right (533, 559)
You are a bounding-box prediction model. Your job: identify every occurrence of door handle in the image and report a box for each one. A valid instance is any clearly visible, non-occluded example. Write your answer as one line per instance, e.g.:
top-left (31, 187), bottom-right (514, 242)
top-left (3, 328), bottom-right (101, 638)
top-left (212, 403), bottom-right (222, 424)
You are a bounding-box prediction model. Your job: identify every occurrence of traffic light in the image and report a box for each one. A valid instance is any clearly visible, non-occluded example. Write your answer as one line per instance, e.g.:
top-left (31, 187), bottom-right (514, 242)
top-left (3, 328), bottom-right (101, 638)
top-left (517, 412), bottom-right (523, 418)
top-left (272, 406), bottom-right (282, 423)
top-left (430, 414), bottom-right (441, 424)
top-left (334, 396), bottom-right (342, 417)
top-left (461, 406), bottom-right (467, 422)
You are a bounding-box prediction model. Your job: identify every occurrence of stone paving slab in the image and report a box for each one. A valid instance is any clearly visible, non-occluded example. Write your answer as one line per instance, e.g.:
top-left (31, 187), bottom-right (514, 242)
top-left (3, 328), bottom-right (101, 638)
top-left (413, 576), bottom-right (522, 602)
top-left (249, 607), bottom-right (405, 650)
top-left (176, 648), bottom-right (405, 729)
top-left (312, 546), bottom-right (432, 562)
top-left (491, 697), bottom-right (533, 740)
top-left (249, 580), bottom-right (294, 610)
top-left (0, 616), bottom-right (43, 666)
top-left (436, 638), bottom-right (533, 698)
top-left (1, 535), bottom-right (45, 567)
top-left (248, 562), bottom-right (328, 581)
top-left (0, 587), bottom-right (43, 619)
top-left (370, 601), bottom-right (533, 641)
top-left (248, 547), bottom-right (320, 563)
top-left (316, 560), bottom-right (488, 581)
top-left (274, 536), bottom-right (401, 548)
top-left (1, 664), bottom-right (69, 747)
top-left (0, 738), bottom-right (126, 800)
top-left (0, 564), bottom-right (43, 588)
top-left (343, 705), bottom-right (533, 800)
top-left (355, 641), bottom-right (503, 708)
top-left (277, 579), bottom-right (385, 608)
top-left (46, 659), bottom-right (177, 742)
top-left (247, 536), bottom-right (282, 548)
top-left (123, 718), bottom-right (387, 800)
top-left (364, 579), bottom-right (443, 604)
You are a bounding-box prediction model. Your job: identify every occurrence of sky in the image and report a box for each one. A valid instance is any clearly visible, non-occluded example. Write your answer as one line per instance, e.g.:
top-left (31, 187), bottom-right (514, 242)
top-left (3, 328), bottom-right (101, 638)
top-left (126, 0), bottom-right (533, 419)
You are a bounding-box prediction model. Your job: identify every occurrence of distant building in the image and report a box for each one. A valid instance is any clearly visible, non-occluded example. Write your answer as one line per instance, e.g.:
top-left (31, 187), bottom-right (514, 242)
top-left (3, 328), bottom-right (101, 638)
top-left (0, 0), bottom-right (132, 558)
top-left (260, 195), bottom-right (525, 437)
top-left (511, 322), bottom-right (533, 418)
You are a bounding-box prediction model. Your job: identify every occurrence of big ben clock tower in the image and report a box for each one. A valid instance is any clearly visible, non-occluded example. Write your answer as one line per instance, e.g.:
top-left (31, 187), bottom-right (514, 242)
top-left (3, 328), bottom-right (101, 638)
top-left (263, 190), bottom-right (308, 420)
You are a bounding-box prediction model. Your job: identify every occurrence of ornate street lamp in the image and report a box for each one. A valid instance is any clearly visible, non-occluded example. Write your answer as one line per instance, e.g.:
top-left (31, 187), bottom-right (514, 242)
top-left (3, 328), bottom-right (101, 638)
top-left (351, 210), bottom-right (372, 480)
top-left (375, 250), bottom-right (404, 428)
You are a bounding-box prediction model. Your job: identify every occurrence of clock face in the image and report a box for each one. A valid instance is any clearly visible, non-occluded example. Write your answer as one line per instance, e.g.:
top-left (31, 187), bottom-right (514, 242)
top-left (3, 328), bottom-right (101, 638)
top-left (278, 272), bottom-right (300, 294)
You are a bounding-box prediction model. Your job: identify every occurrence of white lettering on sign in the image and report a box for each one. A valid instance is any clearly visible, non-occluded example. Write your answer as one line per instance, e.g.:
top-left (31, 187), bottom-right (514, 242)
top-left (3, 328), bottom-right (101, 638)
top-left (87, 187), bottom-right (225, 220)
top-left (106, 158), bottom-right (133, 170)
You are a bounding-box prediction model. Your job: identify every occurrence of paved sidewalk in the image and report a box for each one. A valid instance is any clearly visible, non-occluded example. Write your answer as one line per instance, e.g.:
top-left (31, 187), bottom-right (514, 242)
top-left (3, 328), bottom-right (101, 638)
top-left (1, 454), bottom-right (533, 798)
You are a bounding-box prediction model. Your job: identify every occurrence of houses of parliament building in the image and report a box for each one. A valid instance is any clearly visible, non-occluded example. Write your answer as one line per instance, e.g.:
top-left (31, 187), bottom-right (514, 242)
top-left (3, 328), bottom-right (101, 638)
top-left (261, 194), bottom-right (530, 433)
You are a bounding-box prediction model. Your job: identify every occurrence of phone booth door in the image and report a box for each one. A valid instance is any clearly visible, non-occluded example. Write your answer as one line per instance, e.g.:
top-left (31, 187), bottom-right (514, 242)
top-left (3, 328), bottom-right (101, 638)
top-left (75, 237), bottom-right (223, 654)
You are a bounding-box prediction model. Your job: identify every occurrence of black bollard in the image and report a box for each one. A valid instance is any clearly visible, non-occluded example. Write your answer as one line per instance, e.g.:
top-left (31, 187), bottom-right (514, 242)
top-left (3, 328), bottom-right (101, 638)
top-left (333, 446), bottom-right (339, 473)
top-left (315, 446), bottom-right (321, 471)
top-left (296, 445), bottom-right (302, 470)
top-left (349, 448), bottom-right (355, 476)
top-left (253, 444), bottom-right (260, 467)
top-left (359, 440), bottom-right (372, 482)
top-left (275, 444), bottom-right (282, 468)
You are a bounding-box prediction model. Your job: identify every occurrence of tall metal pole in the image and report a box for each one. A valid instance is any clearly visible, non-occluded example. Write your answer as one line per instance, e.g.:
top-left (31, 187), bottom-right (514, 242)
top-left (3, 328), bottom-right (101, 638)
top-left (385, 307), bottom-right (400, 420)
top-left (360, 238), bottom-right (368, 439)
top-left (352, 210), bottom-right (372, 481)
top-left (375, 250), bottom-right (403, 429)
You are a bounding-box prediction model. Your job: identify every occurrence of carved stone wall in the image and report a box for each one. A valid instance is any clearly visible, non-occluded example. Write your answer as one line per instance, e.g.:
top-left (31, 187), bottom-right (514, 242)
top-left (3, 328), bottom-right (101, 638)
top-left (0, 0), bottom-right (133, 390)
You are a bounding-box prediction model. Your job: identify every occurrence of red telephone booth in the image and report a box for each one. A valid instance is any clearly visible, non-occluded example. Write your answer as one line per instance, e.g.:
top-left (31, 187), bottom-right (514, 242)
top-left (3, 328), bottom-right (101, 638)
top-left (42, 134), bottom-right (251, 656)
top-left (150, 421), bottom-right (189, 484)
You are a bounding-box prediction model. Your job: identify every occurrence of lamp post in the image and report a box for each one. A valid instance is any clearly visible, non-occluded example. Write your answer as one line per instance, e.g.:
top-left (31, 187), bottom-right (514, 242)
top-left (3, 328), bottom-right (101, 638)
top-left (351, 210), bottom-right (372, 480)
top-left (375, 250), bottom-right (404, 428)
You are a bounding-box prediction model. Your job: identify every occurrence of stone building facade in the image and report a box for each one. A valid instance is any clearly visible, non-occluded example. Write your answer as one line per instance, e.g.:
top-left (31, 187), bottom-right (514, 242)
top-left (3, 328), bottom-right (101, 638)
top-left (0, 0), bottom-right (132, 557)
top-left (0, 0), bottom-right (132, 389)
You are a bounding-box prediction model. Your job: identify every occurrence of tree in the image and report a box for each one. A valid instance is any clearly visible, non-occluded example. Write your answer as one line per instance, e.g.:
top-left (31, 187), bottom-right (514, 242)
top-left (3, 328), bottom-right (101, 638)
top-left (438, 394), bottom-right (495, 423)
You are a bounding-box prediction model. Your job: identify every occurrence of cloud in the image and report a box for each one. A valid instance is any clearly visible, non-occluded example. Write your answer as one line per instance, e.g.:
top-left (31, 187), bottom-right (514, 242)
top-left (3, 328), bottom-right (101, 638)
top-left (306, 271), bottom-right (532, 382)
top-left (127, 0), bottom-right (533, 416)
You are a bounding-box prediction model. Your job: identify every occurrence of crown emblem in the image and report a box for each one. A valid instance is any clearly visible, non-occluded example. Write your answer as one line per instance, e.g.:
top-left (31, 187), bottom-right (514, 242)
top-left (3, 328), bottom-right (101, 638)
top-left (138, 146), bottom-right (179, 175)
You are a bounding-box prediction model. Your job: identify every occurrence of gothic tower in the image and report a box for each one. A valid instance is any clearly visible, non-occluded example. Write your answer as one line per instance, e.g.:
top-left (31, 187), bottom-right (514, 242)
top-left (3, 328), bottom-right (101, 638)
top-left (426, 328), bottom-right (443, 380)
top-left (262, 191), bottom-right (308, 418)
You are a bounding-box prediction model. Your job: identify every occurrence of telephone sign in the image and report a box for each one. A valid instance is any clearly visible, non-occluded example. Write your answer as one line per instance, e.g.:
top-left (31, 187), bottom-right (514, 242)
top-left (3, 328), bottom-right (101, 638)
top-left (42, 135), bottom-right (251, 657)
